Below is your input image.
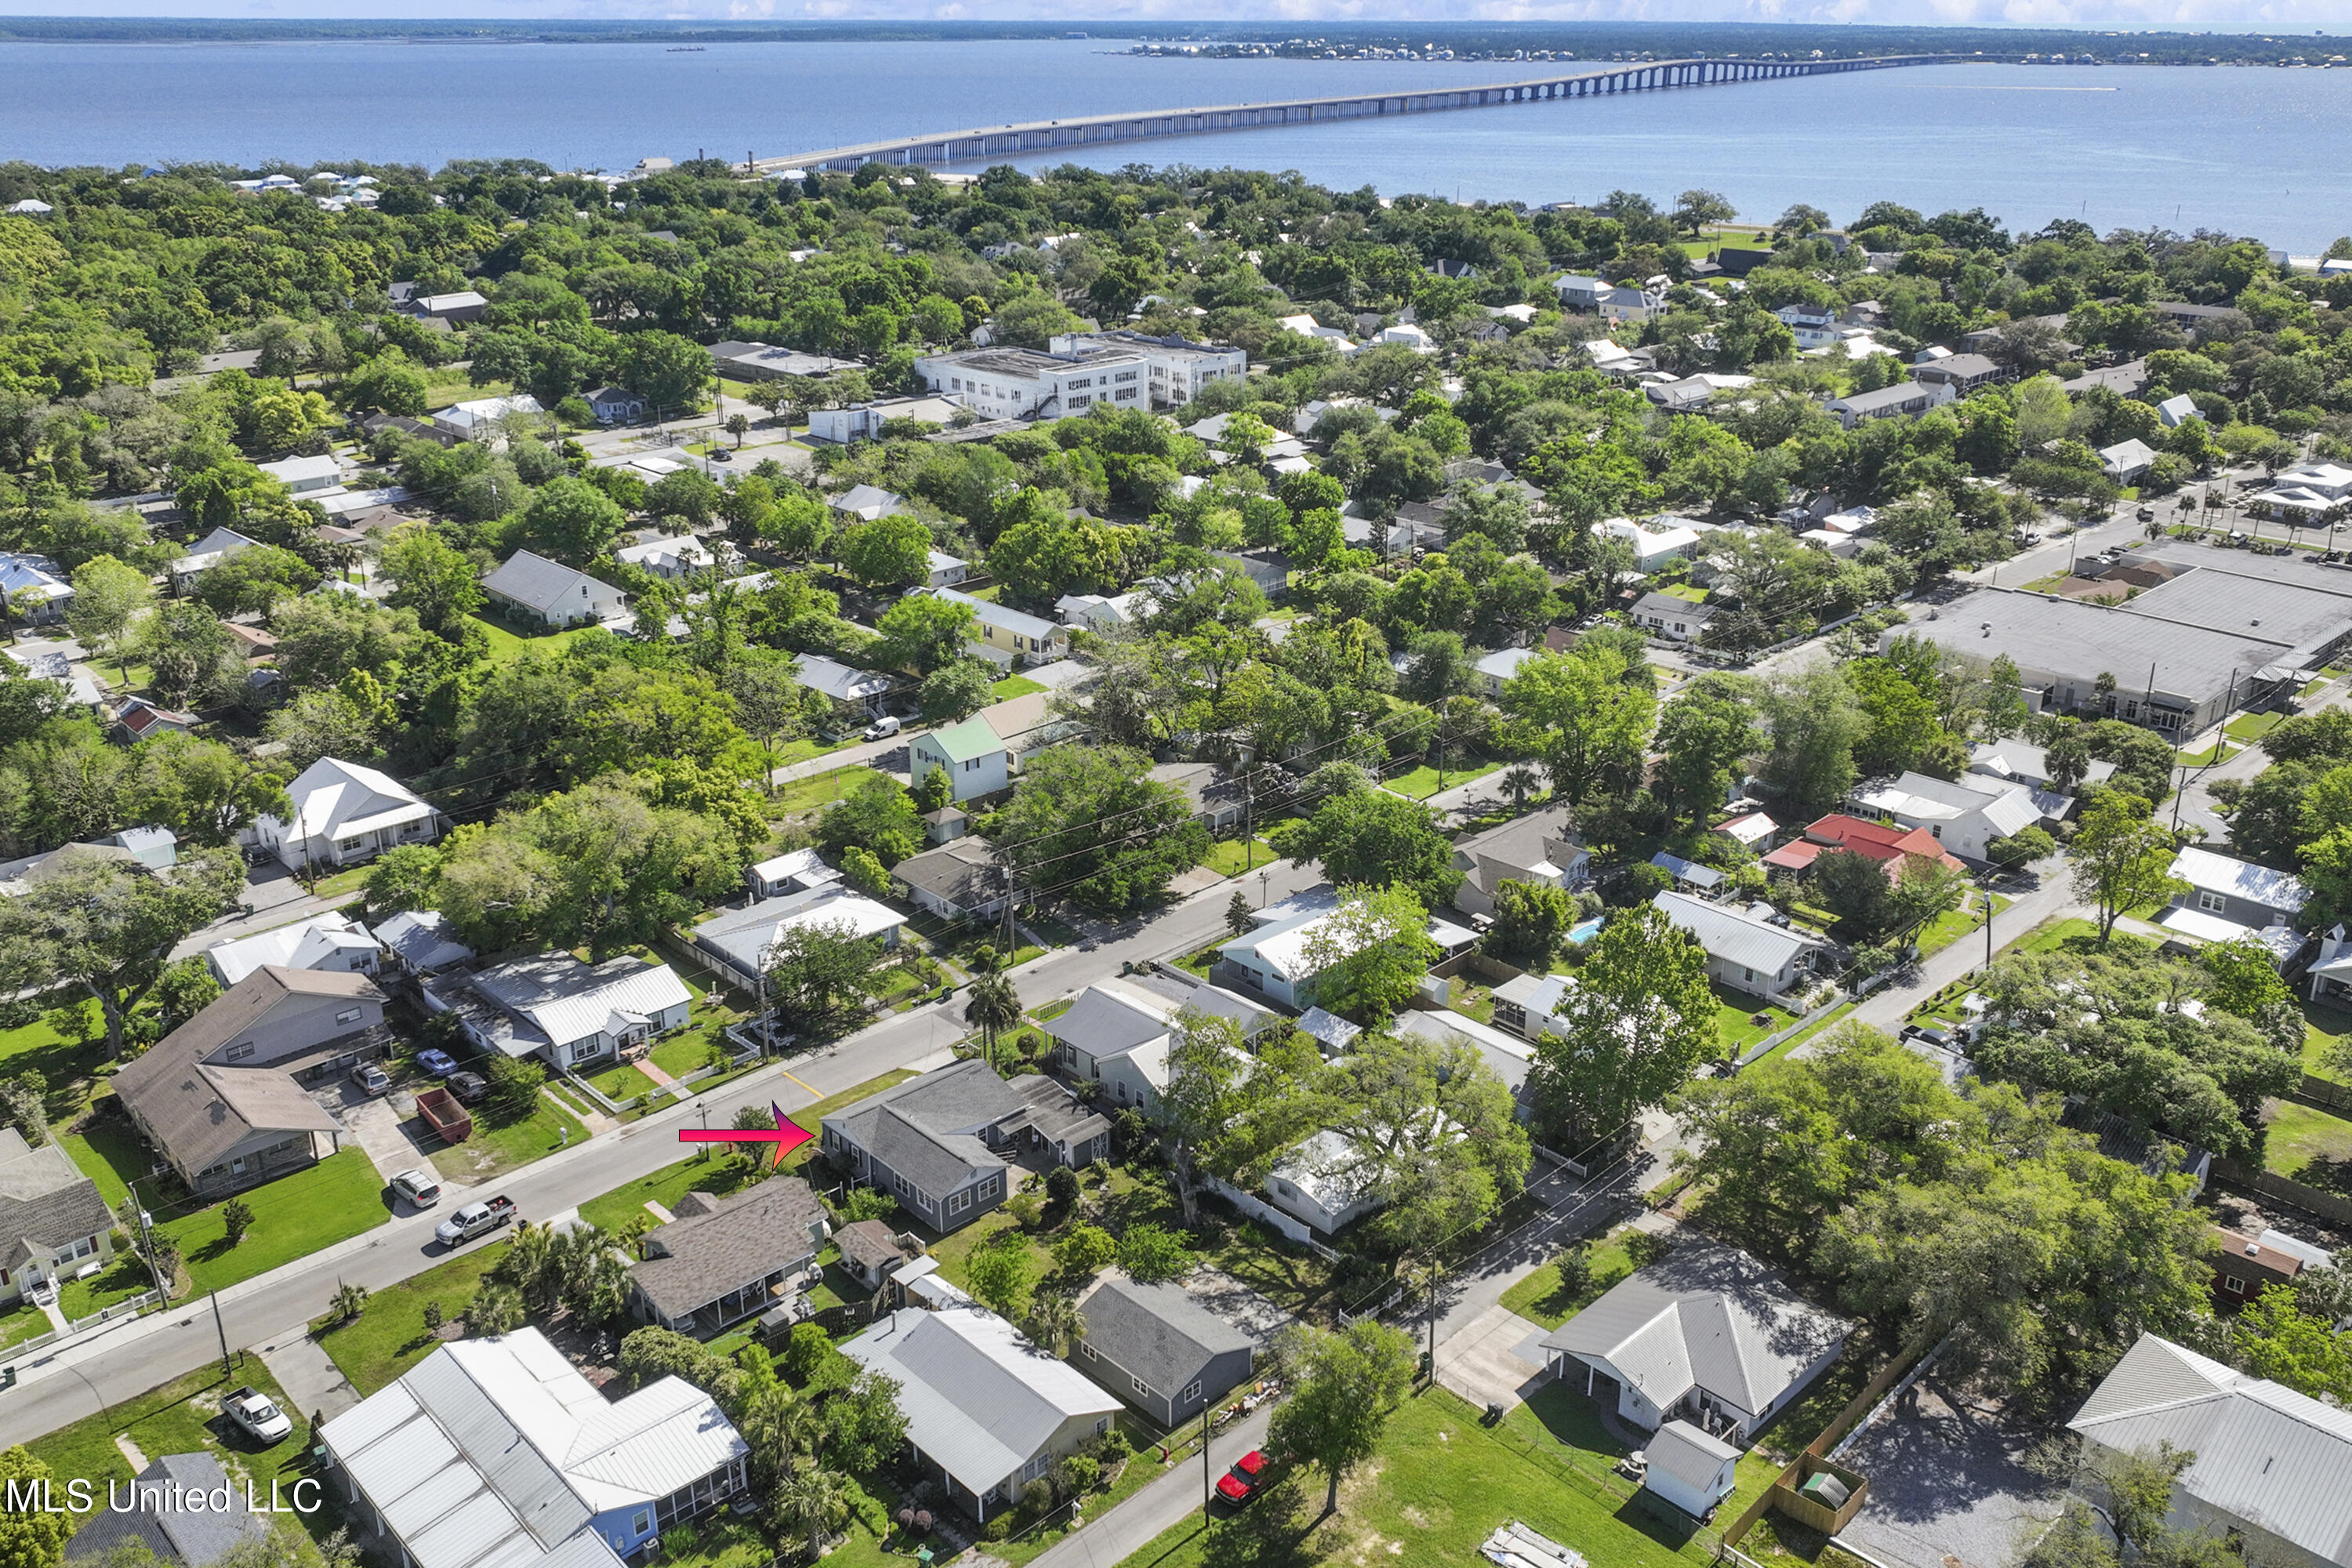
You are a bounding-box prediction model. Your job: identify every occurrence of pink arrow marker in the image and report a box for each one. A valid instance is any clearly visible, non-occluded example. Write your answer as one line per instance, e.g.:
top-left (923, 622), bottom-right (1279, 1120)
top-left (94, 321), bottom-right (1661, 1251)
top-left (679, 1102), bottom-right (814, 1168)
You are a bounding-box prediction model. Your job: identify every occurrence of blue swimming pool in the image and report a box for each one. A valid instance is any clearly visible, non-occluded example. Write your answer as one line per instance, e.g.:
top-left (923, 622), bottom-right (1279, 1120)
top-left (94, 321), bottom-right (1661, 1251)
top-left (1567, 918), bottom-right (1605, 946)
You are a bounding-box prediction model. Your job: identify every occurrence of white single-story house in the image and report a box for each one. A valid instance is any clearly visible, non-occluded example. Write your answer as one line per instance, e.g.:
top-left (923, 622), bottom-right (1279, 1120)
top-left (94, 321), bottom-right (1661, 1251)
top-left (1652, 891), bottom-right (1823, 1004)
top-left (256, 454), bottom-right (346, 495)
top-left (1214, 886), bottom-right (1473, 1009)
top-left (431, 394), bottom-right (545, 441)
top-left (169, 528), bottom-right (258, 591)
top-left (2099, 438), bottom-right (2159, 484)
top-left (690, 885), bottom-right (903, 991)
top-left (205, 913), bottom-right (383, 987)
top-left (441, 953), bottom-right (692, 1071)
top-left (481, 550), bottom-right (628, 629)
top-left (891, 837), bottom-right (1009, 921)
top-left (1474, 647), bottom-right (1534, 696)
top-left (1598, 518), bottom-right (1703, 573)
top-left (842, 1305), bottom-right (1120, 1522)
top-left (927, 550), bottom-right (968, 589)
top-left (615, 535), bottom-right (716, 580)
top-left (1541, 1243), bottom-right (1849, 1441)
top-left (1631, 591), bottom-right (1716, 642)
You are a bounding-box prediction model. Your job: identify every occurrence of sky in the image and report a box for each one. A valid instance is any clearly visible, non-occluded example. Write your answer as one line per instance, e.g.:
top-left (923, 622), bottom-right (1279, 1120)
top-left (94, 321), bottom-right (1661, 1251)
top-left (12, 0), bottom-right (2352, 30)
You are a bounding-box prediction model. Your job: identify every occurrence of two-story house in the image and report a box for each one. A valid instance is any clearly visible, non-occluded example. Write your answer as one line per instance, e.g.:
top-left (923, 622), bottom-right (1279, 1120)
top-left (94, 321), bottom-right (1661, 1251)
top-left (1449, 806), bottom-right (1588, 920)
top-left (112, 967), bottom-right (382, 1196)
top-left (253, 757), bottom-right (444, 873)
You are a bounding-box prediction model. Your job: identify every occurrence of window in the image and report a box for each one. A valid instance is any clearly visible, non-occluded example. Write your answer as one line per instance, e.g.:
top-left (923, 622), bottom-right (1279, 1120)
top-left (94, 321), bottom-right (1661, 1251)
top-left (1080, 1343), bottom-right (1098, 1360)
top-left (1094, 1417), bottom-right (1110, 1436)
top-left (337, 837), bottom-right (362, 851)
top-left (2198, 891), bottom-right (2227, 914)
top-left (632, 1512), bottom-right (651, 1537)
top-left (226, 1043), bottom-right (255, 1062)
top-left (2224, 1273), bottom-right (2246, 1295)
top-left (965, 758), bottom-right (979, 773)
top-left (1181, 1381), bottom-right (1202, 1403)
top-left (1742, 967), bottom-right (1755, 983)
top-left (230, 1157), bottom-right (248, 1175)
top-left (336, 1007), bottom-right (364, 1025)
top-left (947, 1188), bottom-right (972, 1215)
top-left (1131, 1375), bottom-right (1152, 1396)
top-left (1022, 1454), bottom-right (1050, 1483)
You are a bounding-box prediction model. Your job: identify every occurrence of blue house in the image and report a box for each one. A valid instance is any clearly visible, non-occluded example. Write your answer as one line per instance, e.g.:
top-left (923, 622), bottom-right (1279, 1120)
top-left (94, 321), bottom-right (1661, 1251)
top-left (321, 1328), bottom-right (750, 1568)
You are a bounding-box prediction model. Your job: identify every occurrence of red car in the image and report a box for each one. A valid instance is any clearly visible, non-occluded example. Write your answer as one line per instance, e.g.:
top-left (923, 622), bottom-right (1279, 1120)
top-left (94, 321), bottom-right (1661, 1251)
top-left (1217, 1451), bottom-right (1268, 1507)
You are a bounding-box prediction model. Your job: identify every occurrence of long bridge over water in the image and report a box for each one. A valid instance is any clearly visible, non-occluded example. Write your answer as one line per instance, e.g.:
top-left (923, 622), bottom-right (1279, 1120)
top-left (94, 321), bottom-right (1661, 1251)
top-left (755, 53), bottom-right (1987, 175)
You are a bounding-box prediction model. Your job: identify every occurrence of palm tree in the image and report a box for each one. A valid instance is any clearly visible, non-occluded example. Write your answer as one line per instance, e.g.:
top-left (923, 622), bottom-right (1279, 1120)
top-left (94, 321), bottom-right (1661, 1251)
top-left (1499, 764), bottom-right (1541, 811)
top-left (332, 1281), bottom-right (370, 1324)
top-left (1024, 1291), bottom-right (1085, 1357)
top-left (964, 949), bottom-right (1022, 1068)
top-left (771, 1467), bottom-right (848, 1562)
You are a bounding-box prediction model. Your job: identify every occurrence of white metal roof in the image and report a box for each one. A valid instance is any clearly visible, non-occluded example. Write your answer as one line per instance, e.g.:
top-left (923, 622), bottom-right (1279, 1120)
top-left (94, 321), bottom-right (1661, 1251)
top-left (2170, 846), bottom-right (2310, 913)
top-left (692, 887), bottom-right (903, 974)
top-left (472, 955), bottom-right (691, 1053)
top-left (842, 1305), bottom-right (1120, 1498)
top-left (1653, 891), bottom-right (1815, 975)
top-left (322, 1330), bottom-right (744, 1568)
top-left (206, 913), bottom-right (381, 985)
top-left (273, 756), bottom-right (436, 843)
top-left (2071, 1334), bottom-right (2352, 1567)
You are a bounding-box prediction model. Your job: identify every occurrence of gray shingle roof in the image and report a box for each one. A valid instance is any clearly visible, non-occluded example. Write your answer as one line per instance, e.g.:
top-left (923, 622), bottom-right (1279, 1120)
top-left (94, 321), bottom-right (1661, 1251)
top-left (67, 1453), bottom-right (270, 1566)
top-left (0, 1127), bottom-right (114, 1273)
top-left (1541, 1243), bottom-right (1848, 1420)
top-left (1653, 891), bottom-right (1815, 976)
top-left (481, 551), bottom-right (621, 616)
top-left (630, 1177), bottom-right (829, 1319)
top-left (1079, 1278), bottom-right (1251, 1396)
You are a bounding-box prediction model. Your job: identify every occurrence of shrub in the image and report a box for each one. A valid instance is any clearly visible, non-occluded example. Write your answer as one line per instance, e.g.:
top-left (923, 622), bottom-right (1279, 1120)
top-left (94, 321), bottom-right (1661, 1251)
top-left (1055, 1455), bottom-right (1100, 1497)
top-left (1624, 1229), bottom-right (1675, 1270)
top-left (1044, 1166), bottom-right (1080, 1210)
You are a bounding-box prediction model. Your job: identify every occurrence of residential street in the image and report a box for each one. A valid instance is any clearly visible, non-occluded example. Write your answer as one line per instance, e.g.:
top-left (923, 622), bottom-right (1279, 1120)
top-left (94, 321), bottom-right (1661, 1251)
top-left (0, 853), bottom-right (1325, 1451)
top-left (1028, 1406), bottom-right (1275, 1568)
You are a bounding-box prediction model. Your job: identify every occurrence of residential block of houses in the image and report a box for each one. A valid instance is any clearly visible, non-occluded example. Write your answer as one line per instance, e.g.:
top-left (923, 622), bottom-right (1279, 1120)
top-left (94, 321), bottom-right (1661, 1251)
top-left (818, 1061), bottom-right (1109, 1233)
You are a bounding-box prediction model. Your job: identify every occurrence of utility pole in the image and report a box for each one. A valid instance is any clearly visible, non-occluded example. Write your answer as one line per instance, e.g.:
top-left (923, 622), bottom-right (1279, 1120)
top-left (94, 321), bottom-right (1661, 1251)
top-left (128, 1176), bottom-right (165, 1297)
top-left (1200, 1402), bottom-right (1213, 1514)
top-left (209, 1290), bottom-right (232, 1379)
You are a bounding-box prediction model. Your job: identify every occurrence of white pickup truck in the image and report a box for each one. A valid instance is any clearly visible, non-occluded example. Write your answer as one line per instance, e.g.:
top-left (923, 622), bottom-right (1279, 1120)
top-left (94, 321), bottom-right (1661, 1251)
top-left (434, 1195), bottom-right (516, 1248)
top-left (224, 1386), bottom-right (292, 1443)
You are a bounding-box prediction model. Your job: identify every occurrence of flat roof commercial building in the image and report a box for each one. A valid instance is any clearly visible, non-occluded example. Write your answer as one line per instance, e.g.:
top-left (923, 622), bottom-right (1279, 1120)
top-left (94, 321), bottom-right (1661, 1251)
top-left (1887, 545), bottom-right (2352, 737)
top-left (914, 346), bottom-right (1149, 422)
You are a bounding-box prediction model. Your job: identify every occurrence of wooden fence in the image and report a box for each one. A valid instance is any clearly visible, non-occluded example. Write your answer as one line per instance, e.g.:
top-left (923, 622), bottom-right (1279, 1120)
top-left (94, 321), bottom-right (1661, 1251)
top-left (1721, 1334), bottom-right (1937, 1548)
top-left (2212, 1156), bottom-right (2352, 1226)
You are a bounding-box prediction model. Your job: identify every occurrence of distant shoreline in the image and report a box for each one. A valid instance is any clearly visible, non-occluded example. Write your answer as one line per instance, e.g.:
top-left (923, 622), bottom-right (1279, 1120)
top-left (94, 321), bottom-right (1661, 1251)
top-left (0, 16), bottom-right (2336, 70)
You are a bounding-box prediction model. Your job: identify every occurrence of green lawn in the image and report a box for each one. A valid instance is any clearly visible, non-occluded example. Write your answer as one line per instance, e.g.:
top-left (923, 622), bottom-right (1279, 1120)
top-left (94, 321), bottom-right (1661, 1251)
top-left (1499, 1227), bottom-right (1636, 1330)
top-left (2263, 1098), bottom-right (2352, 1192)
top-left (1659, 583), bottom-right (1708, 603)
top-left (652, 1031), bottom-right (735, 1078)
top-left (2304, 1001), bottom-right (2352, 1083)
top-left (766, 735), bottom-right (852, 769)
top-left (2017, 916), bottom-right (2106, 956)
top-left (59, 1253), bottom-right (156, 1321)
top-left (428, 1097), bottom-right (590, 1185)
top-left (0, 1297), bottom-right (46, 1352)
top-left (772, 765), bottom-right (889, 816)
top-left (1915, 891), bottom-right (2013, 959)
top-left (2176, 739), bottom-right (2241, 767)
top-left (316, 1241), bottom-right (510, 1396)
top-left (577, 1069), bottom-right (918, 1232)
top-left (583, 1062), bottom-right (662, 1104)
top-left (1713, 985), bottom-right (1795, 1051)
top-left (1744, 1002), bottom-right (1857, 1069)
top-left (159, 1148), bottom-right (392, 1295)
top-left (1385, 760), bottom-right (1501, 800)
top-left (308, 865), bottom-right (372, 898)
top-left (1116, 1386), bottom-right (1722, 1568)
top-left (27, 1357), bottom-right (328, 1548)
top-left (466, 615), bottom-right (592, 666)
top-left (64, 1111), bottom-right (155, 1209)
top-left (0, 1001), bottom-right (119, 1125)
top-left (1203, 837), bottom-right (1276, 877)
top-left (989, 674), bottom-right (1047, 699)
top-left (2227, 710), bottom-right (2288, 742)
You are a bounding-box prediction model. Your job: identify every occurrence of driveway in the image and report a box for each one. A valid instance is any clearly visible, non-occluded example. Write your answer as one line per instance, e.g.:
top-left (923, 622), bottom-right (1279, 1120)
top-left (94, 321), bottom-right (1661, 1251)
top-left (312, 1081), bottom-right (431, 1188)
top-left (1833, 1374), bottom-right (2066, 1568)
top-left (1433, 1304), bottom-right (1554, 1412)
